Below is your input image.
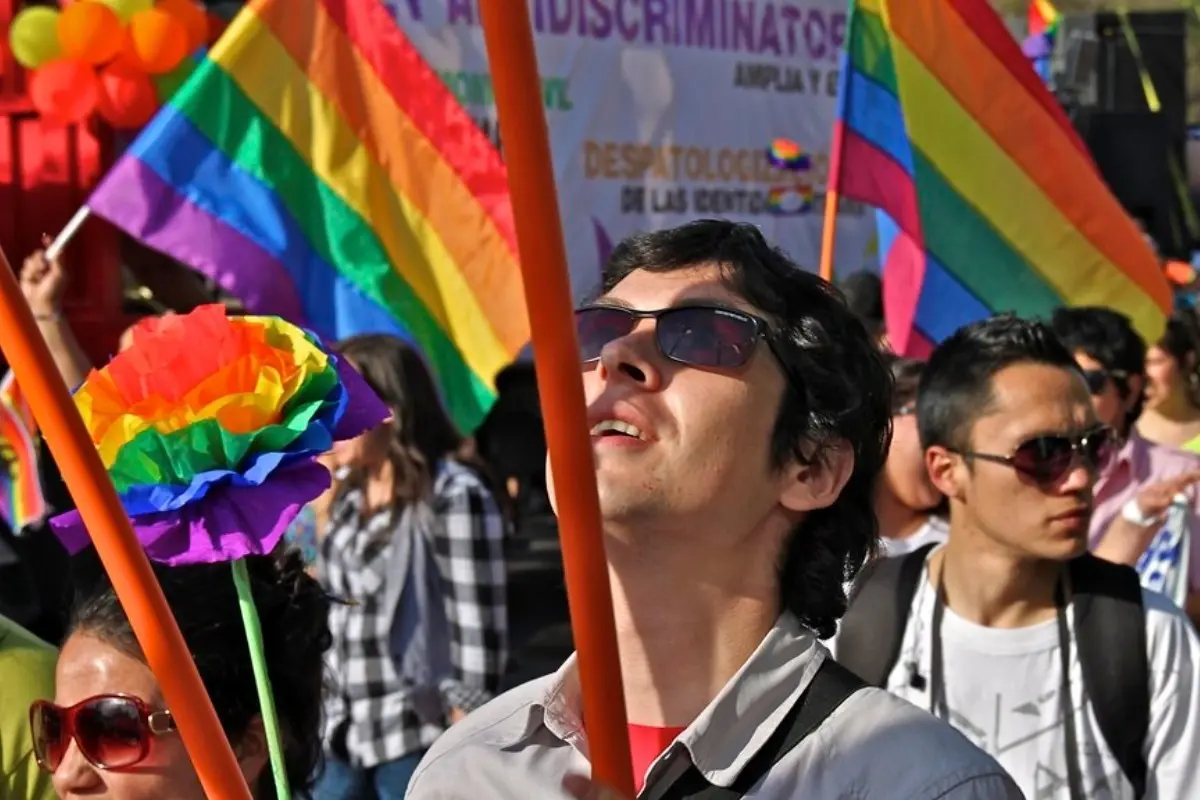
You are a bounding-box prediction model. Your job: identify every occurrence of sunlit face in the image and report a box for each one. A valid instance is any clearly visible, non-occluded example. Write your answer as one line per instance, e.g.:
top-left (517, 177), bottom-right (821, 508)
top-left (329, 424), bottom-right (392, 472)
top-left (50, 633), bottom-right (265, 800)
top-left (328, 355), bottom-right (392, 471)
top-left (548, 265), bottom-right (825, 546)
top-left (50, 633), bottom-right (203, 800)
top-left (1144, 345), bottom-right (1186, 411)
top-left (928, 363), bottom-right (1098, 561)
top-left (881, 405), bottom-right (941, 514)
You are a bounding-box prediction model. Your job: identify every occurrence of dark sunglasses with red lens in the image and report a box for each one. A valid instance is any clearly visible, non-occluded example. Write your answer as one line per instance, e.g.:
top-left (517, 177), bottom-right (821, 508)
top-left (574, 304), bottom-right (772, 368)
top-left (951, 426), bottom-right (1116, 487)
top-left (30, 694), bottom-right (176, 773)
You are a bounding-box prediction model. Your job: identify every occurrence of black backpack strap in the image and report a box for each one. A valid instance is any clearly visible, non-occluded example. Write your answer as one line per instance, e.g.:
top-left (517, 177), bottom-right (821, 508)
top-left (655, 659), bottom-right (865, 799)
top-left (1069, 554), bottom-right (1149, 799)
top-left (836, 543), bottom-right (936, 686)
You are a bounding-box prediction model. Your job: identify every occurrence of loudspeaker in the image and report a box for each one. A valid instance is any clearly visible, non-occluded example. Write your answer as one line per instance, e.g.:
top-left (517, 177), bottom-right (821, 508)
top-left (1080, 112), bottom-right (1175, 249)
top-left (1053, 11), bottom-right (1186, 138)
top-left (1054, 12), bottom-right (1190, 255)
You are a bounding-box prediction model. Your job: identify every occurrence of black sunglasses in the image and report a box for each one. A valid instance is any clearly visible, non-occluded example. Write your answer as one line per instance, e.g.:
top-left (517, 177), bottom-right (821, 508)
top-left (1080, 368), bottom-right (1129, 396)
top-left (950, 426), bottom-right (1115, 487)
top-left (574, 304), bottom-right (771, 369)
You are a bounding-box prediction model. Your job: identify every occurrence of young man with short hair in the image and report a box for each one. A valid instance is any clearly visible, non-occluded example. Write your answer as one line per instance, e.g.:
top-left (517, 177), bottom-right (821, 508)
top-left (409, 221), bottom-right (1018, 798)
top-left (839, 315), bottom-right (1200, 798)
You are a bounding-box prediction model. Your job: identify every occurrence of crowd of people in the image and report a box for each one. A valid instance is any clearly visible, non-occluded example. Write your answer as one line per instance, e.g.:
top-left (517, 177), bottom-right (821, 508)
top-left (1, 219), bottom-right (1199, 799)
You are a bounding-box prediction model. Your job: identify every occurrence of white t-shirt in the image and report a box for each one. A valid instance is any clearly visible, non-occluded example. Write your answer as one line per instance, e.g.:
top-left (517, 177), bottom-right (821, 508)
top-left (880, 516), bottom-right (950, 557)
top-left (876, 551), bottom-right (1200, 799)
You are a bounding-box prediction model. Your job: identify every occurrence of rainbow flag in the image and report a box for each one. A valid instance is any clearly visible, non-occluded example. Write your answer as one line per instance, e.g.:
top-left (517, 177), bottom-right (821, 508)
top-left (835, 0), bottom-right (1172, 356)
top-left (84, 0), bottom-right (528, 432)
top-left (0, 371), bottom-right (45, 530)
top-left (1028, 0), bottom-right (1060, 37)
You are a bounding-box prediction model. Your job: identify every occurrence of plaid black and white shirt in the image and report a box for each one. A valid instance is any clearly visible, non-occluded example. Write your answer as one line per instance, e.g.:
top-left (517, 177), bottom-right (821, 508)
top-left (320, 458), bottom-right (508, 767)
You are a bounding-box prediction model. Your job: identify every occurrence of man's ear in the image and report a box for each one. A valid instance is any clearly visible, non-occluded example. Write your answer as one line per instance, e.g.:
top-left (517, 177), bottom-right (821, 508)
top-left (779, 441), bottom-right (855, 513)
top-left (926, 445), bottom-right (965, 500)
top-left (234, 716), bottom-right (270, 789)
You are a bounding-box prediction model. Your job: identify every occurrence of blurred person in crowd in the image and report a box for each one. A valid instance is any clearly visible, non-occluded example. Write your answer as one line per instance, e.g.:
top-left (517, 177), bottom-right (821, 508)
top-left (1051, 307), bottom-right (1200, 621)
top-left (315, 335), bottom-right (508, 799)
top-left (840, 316), bottom-right (1200, 798)
top-left (409, 220), bottom-right (1018, 799)
top-left (40, 548), bottom-right (329, 799)
top-left (876, 356), bottom-right (947, 557)
top-left (840, 270), bottom-right (889, 349)
top-left (1137, 308), bottom-right (1200, 452)
top-left (474, 362), bottom-right (550, 526)
top-left (1, 613), bottom-right (57, 800)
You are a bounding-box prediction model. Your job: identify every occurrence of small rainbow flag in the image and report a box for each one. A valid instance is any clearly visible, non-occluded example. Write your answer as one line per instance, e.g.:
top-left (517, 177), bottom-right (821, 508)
top-left (834, 0), bottom-right (1172, 356)
top-left (83, 0), bottom-right (528, 432)
top-left (0, 371), bottom-right (45, 530)
top-left (1028, 0), bottom-right (1060, 37)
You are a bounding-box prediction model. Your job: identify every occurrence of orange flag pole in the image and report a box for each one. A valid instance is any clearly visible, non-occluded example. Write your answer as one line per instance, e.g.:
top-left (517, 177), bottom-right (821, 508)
top-left (0, 248), bottom-right (252, 800)
top-left (478, 1), bottom-right (634, 795)
top-left (818, 128), bottom-right (845, 283)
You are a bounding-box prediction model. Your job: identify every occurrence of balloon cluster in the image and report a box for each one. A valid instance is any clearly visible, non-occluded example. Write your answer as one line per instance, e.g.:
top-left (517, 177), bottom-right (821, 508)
top-left (8, 0), bottom-right (224, 129)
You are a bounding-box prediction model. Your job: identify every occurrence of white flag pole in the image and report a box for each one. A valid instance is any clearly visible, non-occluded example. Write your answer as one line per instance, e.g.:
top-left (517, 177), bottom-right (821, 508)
top-left (45, 206), bottom-right (92, 263)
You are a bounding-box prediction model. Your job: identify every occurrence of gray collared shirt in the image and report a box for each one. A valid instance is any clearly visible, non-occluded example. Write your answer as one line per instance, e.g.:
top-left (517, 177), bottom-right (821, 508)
top-left (409, 614), bottom-right (1022, 798)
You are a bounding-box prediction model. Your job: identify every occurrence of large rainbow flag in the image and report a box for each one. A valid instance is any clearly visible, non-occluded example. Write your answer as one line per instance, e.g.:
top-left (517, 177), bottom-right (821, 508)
top-left (84, 0), bottom-right (528, 432)
top-left (835, 0), bottom-right (1172, 356)
top-left (0, 370), bottom-right (45, 530)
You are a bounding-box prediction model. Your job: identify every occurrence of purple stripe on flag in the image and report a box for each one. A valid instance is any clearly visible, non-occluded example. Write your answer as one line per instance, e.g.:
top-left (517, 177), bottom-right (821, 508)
top-left (89, 157), bottom-right (306, 324)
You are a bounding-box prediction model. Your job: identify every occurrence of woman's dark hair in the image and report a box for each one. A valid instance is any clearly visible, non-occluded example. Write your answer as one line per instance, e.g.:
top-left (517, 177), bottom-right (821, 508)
top-left (602, 219), bottom-right (893, 639)
top-left (1157, 308), bottom-right (1200, 406)
top-left (335, 335), bottom-right (467, 506)
top-left (888, 355), bottom-right (924, 413)
top-left (68, 547), bottom-right (331, 799)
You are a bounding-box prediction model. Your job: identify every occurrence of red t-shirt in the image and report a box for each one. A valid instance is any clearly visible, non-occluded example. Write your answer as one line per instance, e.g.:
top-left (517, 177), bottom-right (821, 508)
top-left (628, 724), bottom-right (687, 792)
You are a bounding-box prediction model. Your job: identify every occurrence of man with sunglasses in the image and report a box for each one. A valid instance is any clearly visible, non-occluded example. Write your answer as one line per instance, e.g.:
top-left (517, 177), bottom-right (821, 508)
top-left (1051, 306), bottom-right (1200, 622)
top-left (838, 315), bottom-right (1200, 799)
top-left (409, 220), bottom-right (1018, 799)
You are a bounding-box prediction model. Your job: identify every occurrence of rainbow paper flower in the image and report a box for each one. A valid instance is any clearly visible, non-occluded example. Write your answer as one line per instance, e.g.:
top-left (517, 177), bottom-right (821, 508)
top-left (766, 138), bottom-right (812, 172)
top-left (50, 304), bottom-right (388, 566)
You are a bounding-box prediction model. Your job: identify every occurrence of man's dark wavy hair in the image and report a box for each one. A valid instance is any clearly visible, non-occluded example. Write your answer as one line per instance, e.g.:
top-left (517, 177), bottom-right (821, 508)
top-left (601, 219), bottom-right (893, 638)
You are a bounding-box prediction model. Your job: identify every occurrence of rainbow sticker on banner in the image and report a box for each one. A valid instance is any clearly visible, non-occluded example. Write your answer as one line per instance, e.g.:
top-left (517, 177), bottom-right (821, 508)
top-left (766, 185), bottom-right (815, 215)
top-left (766, 138), bottom-right (812, 172)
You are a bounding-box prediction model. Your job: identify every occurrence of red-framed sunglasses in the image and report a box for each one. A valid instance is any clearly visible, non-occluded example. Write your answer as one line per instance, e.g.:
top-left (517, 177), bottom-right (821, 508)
top-left (29, 694), bottom-right (177, 772)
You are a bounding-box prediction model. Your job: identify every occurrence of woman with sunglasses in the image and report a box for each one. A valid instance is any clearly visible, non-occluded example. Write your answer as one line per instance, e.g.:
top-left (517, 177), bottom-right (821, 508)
top-left (875, 357), bottom-right (948, 557)
top-left (31, 547), bottom-right (330, 799)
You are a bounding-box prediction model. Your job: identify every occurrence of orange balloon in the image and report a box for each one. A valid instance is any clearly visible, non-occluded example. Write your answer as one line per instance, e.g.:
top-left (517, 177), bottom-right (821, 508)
top-left (125, 8), bottom-right (187, 74)
top-left (97, 62), bottom-right (159, 129)
top-left (30, 60), bottom-right (99, 125)
top-left (156, 0), bottom-right (206, 52)
top-left (58, 1), bottom-right (123, 65)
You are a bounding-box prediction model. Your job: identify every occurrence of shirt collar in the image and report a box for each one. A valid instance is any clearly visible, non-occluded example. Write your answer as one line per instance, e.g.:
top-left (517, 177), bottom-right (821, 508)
top-left (508, 613), bottom-right (825, 787)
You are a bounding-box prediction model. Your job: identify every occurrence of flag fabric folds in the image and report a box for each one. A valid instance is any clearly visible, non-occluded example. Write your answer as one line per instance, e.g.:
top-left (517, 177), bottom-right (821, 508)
top-left (84, 0), bottom-right (528, 432)
top-left (835, 0), bottom-right (1172, 356)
